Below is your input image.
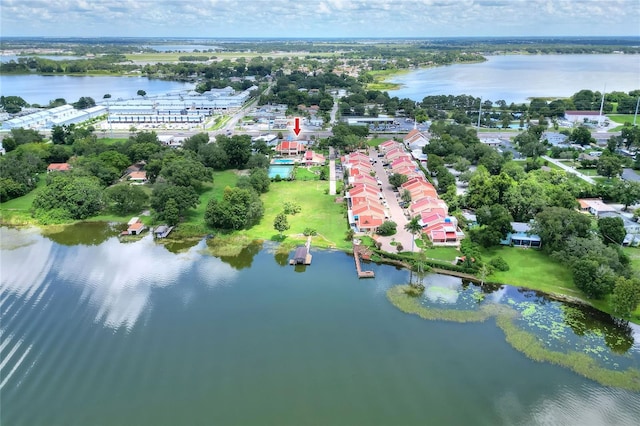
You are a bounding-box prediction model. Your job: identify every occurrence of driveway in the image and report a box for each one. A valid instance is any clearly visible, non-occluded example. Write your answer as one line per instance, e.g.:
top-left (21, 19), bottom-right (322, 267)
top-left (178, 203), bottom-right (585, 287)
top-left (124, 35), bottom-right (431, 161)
top-left (542, 156), bottom-right (596, 185)
top-left (368, 148), bottom-right (417, 253)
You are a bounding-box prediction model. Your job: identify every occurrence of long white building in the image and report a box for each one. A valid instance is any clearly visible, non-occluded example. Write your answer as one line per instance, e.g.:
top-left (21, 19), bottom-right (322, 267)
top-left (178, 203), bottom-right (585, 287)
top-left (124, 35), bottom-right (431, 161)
top-left (2, 105), bottom-right (107, 130)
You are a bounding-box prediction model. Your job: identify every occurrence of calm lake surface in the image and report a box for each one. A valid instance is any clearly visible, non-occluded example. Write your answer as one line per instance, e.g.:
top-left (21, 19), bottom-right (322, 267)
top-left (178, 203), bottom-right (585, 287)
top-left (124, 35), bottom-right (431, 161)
top-left (1, 225), bottom-right (639, 425)
top-left (0, 75), bottom-right (194, 105)
top-left (389, 54), bottom-right (640, 104)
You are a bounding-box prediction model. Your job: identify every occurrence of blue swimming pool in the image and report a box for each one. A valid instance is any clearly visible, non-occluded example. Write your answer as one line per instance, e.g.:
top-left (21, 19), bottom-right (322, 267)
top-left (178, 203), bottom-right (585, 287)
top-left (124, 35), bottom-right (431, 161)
top-left (271, 159), bottom-right (295, 165)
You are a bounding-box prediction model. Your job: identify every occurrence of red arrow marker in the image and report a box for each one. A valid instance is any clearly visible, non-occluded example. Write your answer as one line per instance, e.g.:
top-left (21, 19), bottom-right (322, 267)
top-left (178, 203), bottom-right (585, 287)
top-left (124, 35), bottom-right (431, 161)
top-left (293, 117), bottom-right (301, 136)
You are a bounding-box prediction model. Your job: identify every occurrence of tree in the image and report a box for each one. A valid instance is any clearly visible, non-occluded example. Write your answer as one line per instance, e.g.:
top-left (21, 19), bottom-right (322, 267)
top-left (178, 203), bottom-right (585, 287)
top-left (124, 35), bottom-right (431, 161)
top-left (404, 216), bottom-right (422, 252)
top-left (388, 173), bottom-right (408, 188)
top-left (569, 126), bottom-right (594, 146)
top-left (159, 156), bottom-right (212, 189)
top-left (609, 179), bottom-right (640, 210)
top-left (596, 155), bottom-right (623, 178)
top-left (401, 189), bottom-right (412, 204)
top-left (248, 167), bottom-right (269, 193)
top-left (283, 201), bottom-right (301, 215)
top-left (453, 158), bottom-right (471, 173)
top-left (377, 220), bottom-right (397, 236)
top-left (471, 204), bottom-right (514, 247)
top-left (199, 143), bottom-right (229, 170)
top-left (163, 198), bottom-right (180, 226)
top-left (435, 166), bottom-right (455, 193)
top-left (182, 133), bottom-right (209, 152)
top-left (105, 185), bottom-right (149, 215)
top-left (273, 212), bottom-right (290, 236)
top-left (32, 174), bottom-right (104, 221)
top-left (217, 134), bottom-right (252, 168)
top-left (51, 125), bottom-right (66, 145)
top-left (572, 259), bottom-right (615, 299)
top-left (204, 187), bottom-right (264, 230)
top-left (611, 277), bottom-right (640, 317)
top-left (151, 184), bottom-right (199, 219)
top-left (533, 207), bottom-right (592, 253)
top-left (73, 96), bottom-right (96, 110)
top-left (598, 216), bottom-right (626, 245)
top-left (137, 89), bottom-right (147, 97)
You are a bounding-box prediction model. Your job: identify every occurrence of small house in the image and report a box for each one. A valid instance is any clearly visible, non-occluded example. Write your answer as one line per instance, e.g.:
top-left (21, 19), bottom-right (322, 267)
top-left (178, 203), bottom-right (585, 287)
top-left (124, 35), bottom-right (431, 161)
top-left (126, 217), bottom-right (146, 235)
top-left (47, 163), bottom-right (72, 172)
top-left (500, 222), bottom-right (541, 248)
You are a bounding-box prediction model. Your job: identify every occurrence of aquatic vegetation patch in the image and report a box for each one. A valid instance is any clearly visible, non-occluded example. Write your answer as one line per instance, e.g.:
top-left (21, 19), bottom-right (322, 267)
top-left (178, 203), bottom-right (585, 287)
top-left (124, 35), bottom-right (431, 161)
top-left (387, 285), bottom-right (640, 392)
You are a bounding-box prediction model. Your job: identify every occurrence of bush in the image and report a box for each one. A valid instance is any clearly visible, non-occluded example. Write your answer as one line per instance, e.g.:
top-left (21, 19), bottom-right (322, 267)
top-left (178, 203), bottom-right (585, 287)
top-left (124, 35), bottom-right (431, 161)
top-left (489, 256), bottom-right (510, 271)
top-left (303, 227), bottom-right (317, 236)
top-left (404, 283), bottom-right (425, 297)
top-left (377, 220), bottom-right (397, 236)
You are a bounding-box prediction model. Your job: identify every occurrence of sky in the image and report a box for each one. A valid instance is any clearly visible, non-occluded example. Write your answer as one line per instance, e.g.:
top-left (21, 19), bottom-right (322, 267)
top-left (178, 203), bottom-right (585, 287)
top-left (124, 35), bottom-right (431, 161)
top-left (1, 0), bottom-right (639, 38)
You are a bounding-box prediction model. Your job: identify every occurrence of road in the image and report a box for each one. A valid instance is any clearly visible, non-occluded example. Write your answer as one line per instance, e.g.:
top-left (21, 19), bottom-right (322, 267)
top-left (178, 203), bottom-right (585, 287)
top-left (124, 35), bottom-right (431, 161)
top-left (541, 156), bottom-right (596, 185)
top-left (368, 147), bottom-right (417, 253)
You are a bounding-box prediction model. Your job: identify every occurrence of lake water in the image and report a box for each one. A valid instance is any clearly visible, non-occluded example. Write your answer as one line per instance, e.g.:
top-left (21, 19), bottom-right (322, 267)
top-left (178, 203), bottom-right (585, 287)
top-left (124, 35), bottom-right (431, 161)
top-left (1, 225), bottom-right (639, 425)
top-left (142, 44), bottom-right (219, 52)
top-left (389, 54), bottom-right (640, 104)
top-left (0, 55), bottom-right (85, 63)
top-left (0, 75), bottom-right (194, 105)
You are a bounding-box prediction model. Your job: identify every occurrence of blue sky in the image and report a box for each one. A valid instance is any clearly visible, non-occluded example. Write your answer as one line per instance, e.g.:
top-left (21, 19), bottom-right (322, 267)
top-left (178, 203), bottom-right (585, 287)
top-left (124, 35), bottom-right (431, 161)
top-left (2, 0), bottom-right (639, 38)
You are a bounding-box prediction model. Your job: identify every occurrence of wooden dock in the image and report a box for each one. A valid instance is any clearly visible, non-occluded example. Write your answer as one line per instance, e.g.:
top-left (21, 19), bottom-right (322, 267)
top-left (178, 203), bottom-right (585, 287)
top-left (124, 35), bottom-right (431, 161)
top-left (353, 242), bottom-right (375, 278)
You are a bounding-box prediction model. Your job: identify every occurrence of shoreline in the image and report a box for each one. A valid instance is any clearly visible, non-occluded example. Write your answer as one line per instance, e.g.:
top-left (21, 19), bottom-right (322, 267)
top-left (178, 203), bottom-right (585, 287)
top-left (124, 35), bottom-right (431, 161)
top-left (3, 218), bottom-right (638, 325)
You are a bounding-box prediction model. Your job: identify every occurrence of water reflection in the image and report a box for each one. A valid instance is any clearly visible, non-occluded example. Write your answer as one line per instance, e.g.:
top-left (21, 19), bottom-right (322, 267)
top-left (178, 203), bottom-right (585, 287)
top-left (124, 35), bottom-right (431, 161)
top-left (1, 232), bottom-right (238, 331)
top-left (217, 242), bottom-right (263, 270)
top-left (42, 222), bottom-right (124, 246)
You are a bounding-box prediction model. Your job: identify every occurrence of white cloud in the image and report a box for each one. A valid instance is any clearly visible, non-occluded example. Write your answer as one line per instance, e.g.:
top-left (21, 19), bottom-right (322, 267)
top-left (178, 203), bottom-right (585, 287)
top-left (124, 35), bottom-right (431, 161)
top-left (1, 0), bottom-right (638, 37)
top-left (1, 232), bottom-right (237, 331)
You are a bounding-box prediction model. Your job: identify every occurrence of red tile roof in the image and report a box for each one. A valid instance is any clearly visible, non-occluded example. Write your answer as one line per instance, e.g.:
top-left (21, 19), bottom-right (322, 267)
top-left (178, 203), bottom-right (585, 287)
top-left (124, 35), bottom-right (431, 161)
top-left (47, 163), bottom-right (71, 171)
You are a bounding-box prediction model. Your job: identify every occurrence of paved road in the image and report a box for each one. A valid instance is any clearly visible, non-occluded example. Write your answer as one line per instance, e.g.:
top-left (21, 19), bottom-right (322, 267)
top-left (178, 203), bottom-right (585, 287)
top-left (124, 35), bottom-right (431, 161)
top-left (622, 168), bottom-right (640, 183)
top-left (368, 147), bottom-right (417, 253)
top-left (542, 156), bottom-right (596, 185)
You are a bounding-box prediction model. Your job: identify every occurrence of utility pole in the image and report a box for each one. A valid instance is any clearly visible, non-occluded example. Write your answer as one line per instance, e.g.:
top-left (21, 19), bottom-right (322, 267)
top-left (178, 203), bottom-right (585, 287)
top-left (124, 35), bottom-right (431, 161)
top-left (598, 84), bottom-right (606, 126)
top-left (634, 96), bottom-right (640, 126)
top-left (477, 98), bottom-right (482, 130)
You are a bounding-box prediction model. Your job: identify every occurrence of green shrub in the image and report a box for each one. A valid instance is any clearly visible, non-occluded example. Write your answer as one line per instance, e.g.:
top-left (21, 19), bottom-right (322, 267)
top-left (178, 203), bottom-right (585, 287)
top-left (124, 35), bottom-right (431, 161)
top-left (489, 256), bottom-right (510, 271)
top-left (303, 227), bottom-right (317, 236)
top-left (377, 220), bottom-right (397, 236)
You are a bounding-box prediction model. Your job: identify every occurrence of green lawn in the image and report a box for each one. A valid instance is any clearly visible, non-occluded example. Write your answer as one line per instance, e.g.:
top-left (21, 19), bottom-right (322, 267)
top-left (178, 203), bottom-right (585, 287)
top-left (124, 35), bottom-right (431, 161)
top-left (421, 246), bottom-right (460, 262)
top-left (607, 114), bottom-right (637, 125)
top-left (576, 168), bottom-right (600, 176)
top-left (368, 137), bottom-right (389, 147)
top-left (295, 167), bottom-right (320, 181)
top-left (241, 180), bottom-right (350, 250)
top-left (479, 246), bottom-right (580, 297)
top-left (0, 175), bottom-right (46, 224)
top-left (177, 170), bottom-right (238, 235)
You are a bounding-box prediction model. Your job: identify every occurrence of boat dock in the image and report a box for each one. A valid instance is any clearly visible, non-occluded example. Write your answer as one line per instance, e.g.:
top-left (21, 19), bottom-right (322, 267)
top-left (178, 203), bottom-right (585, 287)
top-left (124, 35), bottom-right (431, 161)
top-left (353, 242), bottom-right (375, 278)
top-left (290, 237), bottom-right (313, 265)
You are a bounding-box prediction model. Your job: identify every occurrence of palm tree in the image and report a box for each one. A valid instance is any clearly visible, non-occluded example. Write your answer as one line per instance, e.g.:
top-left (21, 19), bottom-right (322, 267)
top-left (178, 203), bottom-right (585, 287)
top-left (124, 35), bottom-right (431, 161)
top-left (404, 216), bottom-right (422, 253)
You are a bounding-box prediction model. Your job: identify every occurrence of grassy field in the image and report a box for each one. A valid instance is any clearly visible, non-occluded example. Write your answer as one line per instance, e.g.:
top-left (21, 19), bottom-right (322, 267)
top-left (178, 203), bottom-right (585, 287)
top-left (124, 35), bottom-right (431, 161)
top-left (421, 246), bottom-right (460, 262)
top-left (479, 246), bottom-right (581, 297)
top-left (241, 179), bottom-right (350, 250)
top-left (367, 137), bottom-right (389, 147)
top-left (365, 69), bottom-right (409, 91)
top-left (607, 114), bottom-right (637, 125)
top-left (481, 246), bottom-right (640, 322)
top-left (0, 176), bottom-right (46, 224)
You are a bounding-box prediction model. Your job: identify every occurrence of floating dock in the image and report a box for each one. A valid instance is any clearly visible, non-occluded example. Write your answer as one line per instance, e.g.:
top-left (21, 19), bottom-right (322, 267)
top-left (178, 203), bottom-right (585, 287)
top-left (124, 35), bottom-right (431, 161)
top-left (353, 242), bottom-right (375, 278)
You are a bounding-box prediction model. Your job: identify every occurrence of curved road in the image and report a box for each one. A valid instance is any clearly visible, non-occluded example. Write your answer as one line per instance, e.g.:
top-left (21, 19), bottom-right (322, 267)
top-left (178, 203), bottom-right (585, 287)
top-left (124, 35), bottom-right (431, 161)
top-left (541, 156), bottom-right (596, 184)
